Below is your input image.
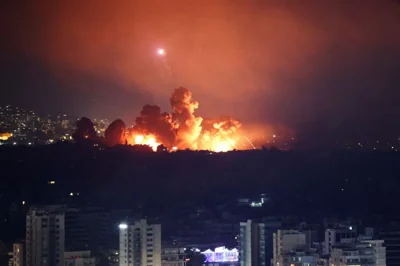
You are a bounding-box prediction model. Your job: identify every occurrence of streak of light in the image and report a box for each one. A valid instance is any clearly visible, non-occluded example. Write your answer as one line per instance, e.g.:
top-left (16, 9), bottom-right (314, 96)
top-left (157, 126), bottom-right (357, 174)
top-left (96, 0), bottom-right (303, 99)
top-left (243, 136), bottom-right (256, 149)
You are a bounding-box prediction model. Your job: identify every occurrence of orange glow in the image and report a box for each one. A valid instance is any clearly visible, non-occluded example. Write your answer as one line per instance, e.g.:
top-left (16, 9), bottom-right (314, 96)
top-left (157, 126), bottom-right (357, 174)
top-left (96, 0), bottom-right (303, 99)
top-left (127, 88), bottom-right (243, 152)
top-left (127, 132), bottom-right (237, 152)
top-left (0, 133), bottom-right (12, 141)
top-left (129, 134), bottom-right (160, 151)
top-left (213, 140), bottom-right (235, 152)
top-left (5, 0), bottom-right (399, 132)
top-left (199, 132), bottom-right (237, 152)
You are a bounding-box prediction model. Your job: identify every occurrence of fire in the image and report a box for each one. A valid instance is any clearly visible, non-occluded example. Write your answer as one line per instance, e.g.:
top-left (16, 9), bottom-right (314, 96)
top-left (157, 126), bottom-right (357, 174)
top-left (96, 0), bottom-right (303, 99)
top-left (130, 134), bottom-right (160, 151)
top-left (0, 133), bottom-right (12, 141)
top-left (77, 87), bottom-right (293, 151)
top-left (199, 133), bottom-right (237, 152)
top-left (100, 87), bottom-right (248, 152)
top-left (214, 141), bottom-right (235, 152)
top-left (125, 88), bottom-right (243, 152)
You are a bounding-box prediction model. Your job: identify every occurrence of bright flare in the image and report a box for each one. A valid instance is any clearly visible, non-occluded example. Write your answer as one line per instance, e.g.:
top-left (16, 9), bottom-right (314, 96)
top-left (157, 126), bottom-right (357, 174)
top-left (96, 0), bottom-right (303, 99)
top-left (157, 48), bottom-right (165, 56)
top-left (213, 141), bottom-right (233, 152)
top-left (131, 134), bottom-right (160, 151)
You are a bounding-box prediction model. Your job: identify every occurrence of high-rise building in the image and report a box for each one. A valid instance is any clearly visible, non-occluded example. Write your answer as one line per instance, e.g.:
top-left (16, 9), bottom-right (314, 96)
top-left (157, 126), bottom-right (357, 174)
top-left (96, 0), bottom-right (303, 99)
top-left (323, 227), bottom-right (357, 255)
top-left (262, 218), bottom-right (282, 266)
top-left (239, 220), bottom-right (266, 266)
top-left (378, 227), bottom-right (400, 266)
top-left (13, 243), bottom-right (24, 266)
top-left (330, 240), bottom-right (386, 266)
top-left (25, 206), bottom-right (65, 266)
top-left (65, 207), bottom-right (133, 252)
top-left (272, 230), bottom-right (321, 266)
top-left (119, 219), bottom-right (161, 266)
top-left (161, 246), bottom-right (186, 266)
top-left (273, 230), bottom-right (307, 259)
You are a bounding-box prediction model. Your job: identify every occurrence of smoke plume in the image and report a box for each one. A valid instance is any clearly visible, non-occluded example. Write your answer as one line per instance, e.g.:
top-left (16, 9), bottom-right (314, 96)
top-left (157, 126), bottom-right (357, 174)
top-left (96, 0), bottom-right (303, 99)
top-left (127, 87), bottom-right (241, 151)
top-left (2, 0), bottom-right (399, 125)
top-left (131, 105), bottom-right (176, 148)
top-left (105, 119), bottom-right (126, 146)
top-left (170, 87), bottom-right (203, 149)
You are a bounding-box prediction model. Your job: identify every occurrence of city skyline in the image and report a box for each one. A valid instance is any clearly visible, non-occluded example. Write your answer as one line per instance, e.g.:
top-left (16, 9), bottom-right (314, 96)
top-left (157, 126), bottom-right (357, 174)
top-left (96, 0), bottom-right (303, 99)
top-left (1, 2), bottom-right (400, 265)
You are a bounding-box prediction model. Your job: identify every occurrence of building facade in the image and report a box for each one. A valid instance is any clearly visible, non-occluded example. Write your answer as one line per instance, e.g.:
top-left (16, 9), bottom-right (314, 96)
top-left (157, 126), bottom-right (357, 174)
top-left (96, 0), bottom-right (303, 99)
top-left (275, 252), bottom-right (319, 266)
top-left (161, 247), bottom-right (186, 266)
top-left (25, 206), bottom-right (65, 266)
top-left (13, 243), bottom-right (24, 266)
top-left (273, 230), bottom-right (307, 260)
top-left (272, 230), bottom-right (322, 266)
top-left (378, 227), bottom-right (400, 266)
top-left (64, 250), bottom-right (96, 266)
top-left (239, 220), bottom-right (266, 266)
top-left (323, 228), bottom-right (357, 255)
top-left (119, 219), bottom-right (161, 266)
top-left (65, 207), bottom-right (133, 252)
top-left (330, 240), bottom-right (386, 266)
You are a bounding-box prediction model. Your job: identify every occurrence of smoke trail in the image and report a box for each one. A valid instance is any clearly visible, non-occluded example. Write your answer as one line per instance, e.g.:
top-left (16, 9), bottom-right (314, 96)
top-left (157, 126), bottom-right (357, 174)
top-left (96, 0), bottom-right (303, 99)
top-left (157, 48), bottom-right (173, 85)
top-left (162, 56), bottom-right (172, 77)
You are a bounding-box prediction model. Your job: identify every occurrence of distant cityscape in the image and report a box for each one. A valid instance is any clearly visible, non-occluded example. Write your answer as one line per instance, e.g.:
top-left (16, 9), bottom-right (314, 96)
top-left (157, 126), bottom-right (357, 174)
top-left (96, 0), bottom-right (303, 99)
top-left (1, 105), bottom-right (399, 151)
top-left (0, 105), bottom-right (110, 146)
top-left (1, 105), bottom-right (400, 266)
top-left (7, 204), bottom-right (396, 266)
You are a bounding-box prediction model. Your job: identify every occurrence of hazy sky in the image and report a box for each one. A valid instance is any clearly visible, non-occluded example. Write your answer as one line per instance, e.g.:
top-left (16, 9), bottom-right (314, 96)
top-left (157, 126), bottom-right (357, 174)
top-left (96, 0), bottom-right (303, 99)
top-left (1, 0), bottom-right (400, 133)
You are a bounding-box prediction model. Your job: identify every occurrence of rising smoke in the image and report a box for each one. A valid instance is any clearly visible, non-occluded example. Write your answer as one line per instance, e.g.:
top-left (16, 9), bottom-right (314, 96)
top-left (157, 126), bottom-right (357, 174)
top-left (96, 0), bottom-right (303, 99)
top-left (128, 87), bottom-right (241, 151)
top-left (104, 119), bottom-right (127, 146)
top-left (73, 87), bottom-right (295, 151)
top-left (170, 87), bottom-right (203, 149)
top-left (131, 104), bottom-right (176, 148)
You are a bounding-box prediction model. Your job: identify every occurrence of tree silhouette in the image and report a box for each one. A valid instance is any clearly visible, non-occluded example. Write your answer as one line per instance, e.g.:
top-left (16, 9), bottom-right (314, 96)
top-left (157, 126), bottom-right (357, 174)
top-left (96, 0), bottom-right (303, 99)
top-left (156, 144), bottom-right (168, 152)
top-left (72, 117), bottom-right (97, 141)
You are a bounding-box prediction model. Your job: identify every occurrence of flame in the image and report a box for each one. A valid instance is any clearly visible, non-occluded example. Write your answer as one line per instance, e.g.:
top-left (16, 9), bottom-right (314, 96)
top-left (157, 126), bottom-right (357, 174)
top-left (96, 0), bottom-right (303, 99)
top-left (120, 88), bottom-right (252, 152)
top-left (213, 140), bottom-right (235, 152)
top-left (128, 132), bottom-right (236, 152)
top-left (200, 132), bottom-right (237, 152)
top-left (0, 133), bottom-right (12, 141)
top-left (129, 134), bottom-right (160, 151)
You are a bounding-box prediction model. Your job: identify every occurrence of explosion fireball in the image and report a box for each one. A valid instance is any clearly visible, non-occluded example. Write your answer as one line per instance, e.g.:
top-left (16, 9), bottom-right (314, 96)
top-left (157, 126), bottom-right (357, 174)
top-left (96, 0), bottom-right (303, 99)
top-left (73, 87), bottom-right (292, 152)
top-left (72, 88), bottom-right (294, 152)
top-left (127, 87), bottom-right (241, 152)
top-left (133, 134), bottom-right (160, 151)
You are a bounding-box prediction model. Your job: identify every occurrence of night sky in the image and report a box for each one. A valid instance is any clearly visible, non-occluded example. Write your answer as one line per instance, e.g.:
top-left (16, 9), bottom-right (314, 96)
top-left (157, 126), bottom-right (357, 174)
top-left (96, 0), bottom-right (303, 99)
top-left (1, 0), bottom-right (400, 137)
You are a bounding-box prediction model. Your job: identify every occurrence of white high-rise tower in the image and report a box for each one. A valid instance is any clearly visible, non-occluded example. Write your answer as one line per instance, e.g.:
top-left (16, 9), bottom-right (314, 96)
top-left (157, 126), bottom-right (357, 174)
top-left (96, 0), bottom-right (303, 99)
top-left (119, 219), bottom-right (161, 266)
top-left (25, 206), bottom-right (65, 266)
